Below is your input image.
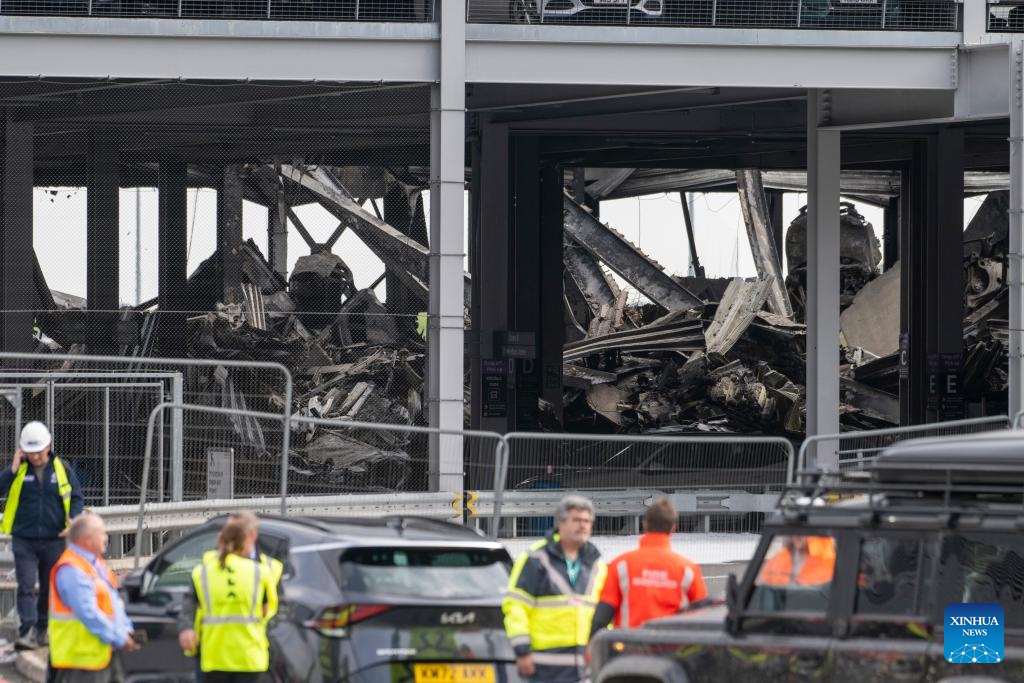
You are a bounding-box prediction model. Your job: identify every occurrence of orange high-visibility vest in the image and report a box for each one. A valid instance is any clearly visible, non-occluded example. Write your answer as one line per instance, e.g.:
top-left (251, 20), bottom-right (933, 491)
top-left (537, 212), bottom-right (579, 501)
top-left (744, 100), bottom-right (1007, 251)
top-left (49, 548), bottom-right (118, 670)
top-left (759, 537), bottom-right (836, 586)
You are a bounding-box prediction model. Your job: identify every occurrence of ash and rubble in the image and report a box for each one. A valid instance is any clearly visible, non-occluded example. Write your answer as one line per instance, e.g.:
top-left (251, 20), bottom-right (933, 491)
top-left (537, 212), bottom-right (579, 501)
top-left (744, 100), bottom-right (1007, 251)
top-left (21, 167), bottom-right (1013, 495)
top-left (559, 188), bottom-right (1010, 436)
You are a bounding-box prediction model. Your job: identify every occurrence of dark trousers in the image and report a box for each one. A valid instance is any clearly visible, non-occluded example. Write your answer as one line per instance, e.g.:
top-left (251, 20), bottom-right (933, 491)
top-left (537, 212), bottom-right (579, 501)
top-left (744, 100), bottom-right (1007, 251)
top-left (202, 673), bottom-right (263, 683)
top-left (13, 536), bottom-right (66, 635)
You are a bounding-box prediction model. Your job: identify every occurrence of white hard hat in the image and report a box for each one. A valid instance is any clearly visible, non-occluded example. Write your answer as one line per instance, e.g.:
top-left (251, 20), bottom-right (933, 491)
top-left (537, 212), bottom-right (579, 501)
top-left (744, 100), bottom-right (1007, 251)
top-left (19, 422), bottom-right (51, 453)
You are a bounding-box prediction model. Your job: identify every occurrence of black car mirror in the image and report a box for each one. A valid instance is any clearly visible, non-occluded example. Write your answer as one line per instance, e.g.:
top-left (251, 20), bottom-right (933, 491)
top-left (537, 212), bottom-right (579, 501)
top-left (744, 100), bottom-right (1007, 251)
top-left (121, 570), bottom-right (144, 602)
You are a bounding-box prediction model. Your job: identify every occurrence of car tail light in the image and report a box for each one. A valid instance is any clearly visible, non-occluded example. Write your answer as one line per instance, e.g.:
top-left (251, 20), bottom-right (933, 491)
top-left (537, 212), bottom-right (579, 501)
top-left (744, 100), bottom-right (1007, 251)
top-left (303, 604), bottom-right (391, 637)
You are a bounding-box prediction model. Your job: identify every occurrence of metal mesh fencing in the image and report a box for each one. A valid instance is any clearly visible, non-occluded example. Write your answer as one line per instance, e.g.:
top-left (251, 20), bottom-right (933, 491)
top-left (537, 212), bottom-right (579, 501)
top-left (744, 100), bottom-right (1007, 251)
top-left (496, 433), bottom-right (791, 541)
top-left (989, 0), bottom-right (1024, 30)
top-left (0, 375), bottom-right (176, 506)
top-left (12, 79), bottom-right (434, 491)
top-left (0, 352), bottom-right (291, 508)
top-left (140, 402), bottom-right (505, 501)
top-left (473, 0), bottom-right (960, 30)
top-left (796, 415), bottom-right (1011, 481)
top-left (0, 0), bottom-right (434, 20)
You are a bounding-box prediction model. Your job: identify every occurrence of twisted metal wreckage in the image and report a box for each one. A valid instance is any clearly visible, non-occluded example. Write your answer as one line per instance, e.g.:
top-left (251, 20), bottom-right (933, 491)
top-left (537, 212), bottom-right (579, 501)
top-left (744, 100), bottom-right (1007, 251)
top-left (20, 166), bottom-right (1012, 494)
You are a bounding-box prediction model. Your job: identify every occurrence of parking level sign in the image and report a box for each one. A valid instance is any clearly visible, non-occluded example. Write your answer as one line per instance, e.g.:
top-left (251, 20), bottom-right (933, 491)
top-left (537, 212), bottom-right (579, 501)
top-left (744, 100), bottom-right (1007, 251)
top-left (207, 447), bottom-right (235, 500)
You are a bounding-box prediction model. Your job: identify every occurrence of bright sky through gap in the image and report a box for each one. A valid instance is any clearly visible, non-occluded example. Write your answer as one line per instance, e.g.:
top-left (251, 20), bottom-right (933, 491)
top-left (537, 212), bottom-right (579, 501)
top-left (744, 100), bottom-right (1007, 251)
top-left (32, 185), bottom-right (989, 307)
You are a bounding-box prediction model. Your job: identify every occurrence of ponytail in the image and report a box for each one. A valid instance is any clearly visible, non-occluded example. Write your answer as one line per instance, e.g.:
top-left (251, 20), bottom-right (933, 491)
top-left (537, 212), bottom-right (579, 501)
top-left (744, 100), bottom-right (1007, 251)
top-left (215, 519), bottom-right (248, 569)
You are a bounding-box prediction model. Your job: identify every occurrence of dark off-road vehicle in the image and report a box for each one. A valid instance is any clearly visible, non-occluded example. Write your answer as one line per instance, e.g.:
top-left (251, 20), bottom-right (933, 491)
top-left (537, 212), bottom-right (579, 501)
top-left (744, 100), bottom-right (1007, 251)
top-left (591, 431), bottom-right (1024, 683)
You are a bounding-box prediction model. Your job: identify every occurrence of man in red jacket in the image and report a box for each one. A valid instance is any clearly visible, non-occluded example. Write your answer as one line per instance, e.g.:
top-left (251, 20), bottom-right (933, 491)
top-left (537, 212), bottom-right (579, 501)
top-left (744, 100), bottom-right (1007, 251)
top-left (590, 498), bottom-right (708, 633)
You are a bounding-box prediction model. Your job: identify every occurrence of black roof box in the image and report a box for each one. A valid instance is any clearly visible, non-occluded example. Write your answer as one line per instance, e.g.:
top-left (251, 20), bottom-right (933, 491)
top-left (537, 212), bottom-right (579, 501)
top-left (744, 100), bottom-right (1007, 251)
top-left (872, 431), bottom-right (1024, 485)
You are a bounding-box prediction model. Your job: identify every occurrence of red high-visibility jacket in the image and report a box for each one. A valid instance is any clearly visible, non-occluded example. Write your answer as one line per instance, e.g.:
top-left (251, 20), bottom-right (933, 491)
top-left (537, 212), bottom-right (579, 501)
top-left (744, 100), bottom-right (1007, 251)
top-left (598, 533), bottom-right (708, 629)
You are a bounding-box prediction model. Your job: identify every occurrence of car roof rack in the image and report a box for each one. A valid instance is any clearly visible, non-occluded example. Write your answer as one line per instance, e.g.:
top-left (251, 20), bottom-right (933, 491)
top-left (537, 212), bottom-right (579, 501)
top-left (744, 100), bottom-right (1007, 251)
top-left (783, 431), bottom-right (1024, 522)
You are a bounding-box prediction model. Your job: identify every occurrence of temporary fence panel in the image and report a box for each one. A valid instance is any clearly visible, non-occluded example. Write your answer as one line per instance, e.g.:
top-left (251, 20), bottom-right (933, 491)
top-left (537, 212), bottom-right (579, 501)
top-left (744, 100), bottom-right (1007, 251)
top-left (471, 0), bottom-right (960, 30)
top-left (496, 433), bottom-right (792, 553)
top-left (795, 415), bottom-right (1011, 481)
top-left (0, 352), bottom-right (294, 506)
top-left (136, 402), bottom-right (507, 556)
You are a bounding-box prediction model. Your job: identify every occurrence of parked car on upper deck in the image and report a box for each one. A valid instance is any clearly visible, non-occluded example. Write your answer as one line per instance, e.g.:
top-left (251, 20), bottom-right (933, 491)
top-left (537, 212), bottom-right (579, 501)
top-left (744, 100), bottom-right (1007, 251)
top-left (119, 514), bottom-right (518, 683)
top-left (590, 431), bottom-right (1024, 683)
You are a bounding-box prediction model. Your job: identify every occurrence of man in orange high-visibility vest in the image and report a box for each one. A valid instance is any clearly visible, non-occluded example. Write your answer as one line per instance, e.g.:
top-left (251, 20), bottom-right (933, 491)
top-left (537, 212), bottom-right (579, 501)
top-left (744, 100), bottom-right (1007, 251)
top-left (49, 512), bottom-right (140, 683)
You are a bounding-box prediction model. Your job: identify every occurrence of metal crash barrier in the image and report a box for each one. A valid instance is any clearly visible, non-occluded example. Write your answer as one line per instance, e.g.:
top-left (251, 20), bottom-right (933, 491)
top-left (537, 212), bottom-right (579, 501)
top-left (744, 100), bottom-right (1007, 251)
top-left (795, 415), bottom-right (1011, 482)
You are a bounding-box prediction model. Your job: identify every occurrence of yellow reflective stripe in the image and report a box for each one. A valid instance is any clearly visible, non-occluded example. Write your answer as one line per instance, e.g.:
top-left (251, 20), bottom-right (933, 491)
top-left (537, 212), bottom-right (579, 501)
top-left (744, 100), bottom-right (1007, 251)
top-left (532, 550), bottom-right (578, 598)
top-left (509, 635), bottom-right (531, 648)
top-left (617, 560), bottom-right (630, 627)
top-left (203, 616), bottom-right (261, 625)
top-left (531, 652), bottom-right (581, 666)
top-left (680, 565), bottom-right (694, 609)
top-left (1, 464), bottom-right (28, 534)
top-left (505, 592), bottom-right (536, 606)
top-left (250, 560), bottom-right (261, 619)
top-left (51, 458), bottom-right (72, 525)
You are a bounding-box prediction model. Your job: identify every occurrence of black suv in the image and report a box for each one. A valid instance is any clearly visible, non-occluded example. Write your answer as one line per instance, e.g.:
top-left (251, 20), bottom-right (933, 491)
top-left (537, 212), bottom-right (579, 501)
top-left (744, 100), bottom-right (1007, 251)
top-left (119, 515), bottom-right (518, 683)
top-left (591, 432), bottom-right (1024, 683)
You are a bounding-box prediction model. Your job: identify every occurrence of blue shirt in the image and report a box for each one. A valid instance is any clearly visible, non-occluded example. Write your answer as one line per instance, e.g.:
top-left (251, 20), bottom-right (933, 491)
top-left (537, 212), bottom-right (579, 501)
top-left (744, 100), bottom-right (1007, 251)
top-left (54, 543), bottom-right (134, 648)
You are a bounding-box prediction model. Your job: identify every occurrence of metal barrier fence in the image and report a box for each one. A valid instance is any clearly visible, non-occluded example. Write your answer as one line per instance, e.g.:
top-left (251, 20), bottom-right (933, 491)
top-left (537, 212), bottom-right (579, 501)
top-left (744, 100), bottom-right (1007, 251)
top-left (795, 415), bottom-right (1011, 482)
top-left (471, 0), bottom-right (960, 30)
top-left (989, 0), bottom-right (1024, 30)
top-left (0, 371), bottom-right (183, 505)
top-left (498, 432), bottom-right (791, 554)
top-left (0, 0), bottom-right (435, 20)
top-left (0, 351), bottom-right (293, 508)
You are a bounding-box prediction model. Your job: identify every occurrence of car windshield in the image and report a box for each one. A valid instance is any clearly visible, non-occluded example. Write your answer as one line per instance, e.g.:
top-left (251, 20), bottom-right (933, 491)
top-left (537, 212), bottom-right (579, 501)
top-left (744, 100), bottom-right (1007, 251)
top-left (338, 547), bottom-right (508, 599)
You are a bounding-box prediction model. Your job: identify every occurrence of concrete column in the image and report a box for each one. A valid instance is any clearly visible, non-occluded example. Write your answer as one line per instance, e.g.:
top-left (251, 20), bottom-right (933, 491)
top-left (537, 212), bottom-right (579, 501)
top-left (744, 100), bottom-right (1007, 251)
top-left (540, 164), bottom-right (565, 425)
top-left (806, 90), bottom-right (841, 470)
top-left (1010, 40), bottom-right (1024, 420)
top-left (428, 0), bottom-right (466, 492)
top-left (511, 137), bottom-right (541, 432)
top-left (0, 113), bottom-right (34, 353)
top-left (86, 132), bottom-right (120, 353)
top-left (267, 186), bottom-right (287, 279)
top-left (900, 132), bottom-right (964, 424)
top-left (157, 159), bottom-right (188, 357)
top-left (217, 165), bottom-right (244, 302)
top-left (470, 119), bottom-right (511, 435)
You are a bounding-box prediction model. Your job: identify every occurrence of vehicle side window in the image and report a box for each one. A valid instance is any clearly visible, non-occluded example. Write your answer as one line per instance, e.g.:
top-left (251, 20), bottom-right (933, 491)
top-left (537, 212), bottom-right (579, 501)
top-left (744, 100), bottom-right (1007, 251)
top-left (148, 531), bottom-right (217, 593)
top-left (855, 536), bottom-right (929, 616)
top-left (937, 533), bottom-right (1024, 628)
top-left (749, 534), bottom-right (836, 614)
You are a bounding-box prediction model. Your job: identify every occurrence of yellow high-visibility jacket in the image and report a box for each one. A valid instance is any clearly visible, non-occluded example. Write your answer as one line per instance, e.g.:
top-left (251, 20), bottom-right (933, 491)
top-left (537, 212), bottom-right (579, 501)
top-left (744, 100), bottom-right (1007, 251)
top-left (503, 532), bottom-right (606, 683)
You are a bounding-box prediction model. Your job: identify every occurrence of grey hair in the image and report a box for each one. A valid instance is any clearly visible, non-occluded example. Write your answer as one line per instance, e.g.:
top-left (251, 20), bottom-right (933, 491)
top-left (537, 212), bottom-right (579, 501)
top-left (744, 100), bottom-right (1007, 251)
top-left (555, 495), bottom-right (595, 522)
top-left (67, 511), bottom-right (103, 543)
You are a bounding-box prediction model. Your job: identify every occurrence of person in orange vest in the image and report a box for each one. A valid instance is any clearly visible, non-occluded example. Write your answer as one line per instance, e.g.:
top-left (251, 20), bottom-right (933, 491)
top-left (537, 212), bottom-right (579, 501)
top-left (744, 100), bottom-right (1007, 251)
top-left (590, 498), bottom-right (708, 633)
top-left (758, 535), bottom-right (836, 586)
top-left (49, 511), bottom-right (140, 683)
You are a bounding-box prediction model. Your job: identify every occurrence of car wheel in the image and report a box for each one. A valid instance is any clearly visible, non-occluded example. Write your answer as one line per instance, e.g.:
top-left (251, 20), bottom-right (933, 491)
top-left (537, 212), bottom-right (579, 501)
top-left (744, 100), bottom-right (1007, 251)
top-left (508, 0), bottom-right (538, 23)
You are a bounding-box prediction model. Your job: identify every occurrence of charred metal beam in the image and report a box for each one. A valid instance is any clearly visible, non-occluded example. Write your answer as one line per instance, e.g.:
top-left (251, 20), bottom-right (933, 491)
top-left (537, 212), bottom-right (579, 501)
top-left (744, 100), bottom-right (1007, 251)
top-left (563, 318), bottom-right (704, 362)
top-left (705, 278), bottom-right (772, 356)
top-left (562, 194), bottom-right (703, 312)
top-left (280, 164), bottom-right (430, 303)
top-left (563, 240), bottom-right (619, 317)
top-left (735, 170), bottom-right (793, 319)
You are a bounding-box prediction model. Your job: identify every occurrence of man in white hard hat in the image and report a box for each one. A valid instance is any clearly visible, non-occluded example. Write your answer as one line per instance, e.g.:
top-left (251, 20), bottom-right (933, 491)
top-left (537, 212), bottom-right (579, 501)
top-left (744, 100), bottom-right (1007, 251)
top-left (0, 421), bottom-right (84, 650)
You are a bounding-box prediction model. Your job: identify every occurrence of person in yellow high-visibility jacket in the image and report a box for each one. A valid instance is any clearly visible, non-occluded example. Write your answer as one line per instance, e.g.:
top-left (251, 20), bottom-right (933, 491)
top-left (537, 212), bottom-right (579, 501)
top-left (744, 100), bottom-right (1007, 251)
top-left (178, 511), bottom-right (283, 683)
top-left (503, 495), bottom-right (607, 683)
top-left (0, 422), bottom-right (84, 651)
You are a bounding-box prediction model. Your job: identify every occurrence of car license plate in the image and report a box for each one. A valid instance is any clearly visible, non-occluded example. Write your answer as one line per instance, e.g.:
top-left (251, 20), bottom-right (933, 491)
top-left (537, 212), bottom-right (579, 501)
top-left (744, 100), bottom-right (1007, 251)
top-left (413, 664), bottom-right (496, 683)
top-left (592, 0), bottom-right (628, 5)
top-left (838, 0), bottom-right (877, 4)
